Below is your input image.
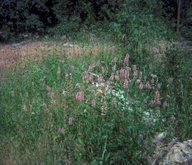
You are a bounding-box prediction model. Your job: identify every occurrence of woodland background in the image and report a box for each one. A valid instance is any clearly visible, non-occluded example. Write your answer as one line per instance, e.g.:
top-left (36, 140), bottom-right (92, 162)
top-left (0, 0), bottom-right (191, 43)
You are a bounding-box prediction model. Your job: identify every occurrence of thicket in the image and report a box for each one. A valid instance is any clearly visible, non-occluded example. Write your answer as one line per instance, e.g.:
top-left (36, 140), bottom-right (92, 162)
top-left (0, 0), bottom-right (191, 43)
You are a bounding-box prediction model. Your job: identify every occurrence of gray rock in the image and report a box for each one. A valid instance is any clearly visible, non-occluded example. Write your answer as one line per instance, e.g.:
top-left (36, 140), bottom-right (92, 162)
top-left (159, 139), bottom-right (192, 165)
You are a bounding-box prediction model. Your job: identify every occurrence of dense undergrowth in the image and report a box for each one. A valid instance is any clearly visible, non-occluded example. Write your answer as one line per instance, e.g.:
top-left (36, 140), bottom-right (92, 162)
top-left (0, 31), bottom-right (191, 164)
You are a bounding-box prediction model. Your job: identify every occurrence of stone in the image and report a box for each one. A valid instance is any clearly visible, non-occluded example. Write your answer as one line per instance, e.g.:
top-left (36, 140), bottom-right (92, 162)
top-left (159, 139), bottom-right (192, 165)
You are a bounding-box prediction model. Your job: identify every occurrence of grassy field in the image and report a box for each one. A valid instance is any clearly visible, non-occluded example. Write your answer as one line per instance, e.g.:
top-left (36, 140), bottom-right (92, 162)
top-left (0, 33), bottom-right (191, 164)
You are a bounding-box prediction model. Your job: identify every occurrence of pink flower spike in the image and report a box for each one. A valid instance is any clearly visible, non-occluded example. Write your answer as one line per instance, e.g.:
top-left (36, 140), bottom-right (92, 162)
top-left (69, 117), bottom-right (74, 125)
top-left (46, 86), bottom-right (51, 91)
top-left (139, 82), bottom-right (143, 89)
top-left (169, 78), bottom-right (173, 83)
top-left (143, 99), bottom-right (147, 103)
top-left (151, 100), bottom-right (154, 105)
top-left (163, 101), bottom-right (167, 108)
top-left (110, 88), bottom-right (113, 94)
top-left (72, 66), bottom-right (74, 71)
top-left (61, 127), bottom-right (65, 134)
top-left (171, 115), bottom-right (176, 121)
top-left (157, 110), bottom-right (160, 115)
top-left (112, 99), bottom-right (116, 105)
top-left (98, 74), bottom-right (102, 84)
top-left (76, 92), bottom-right (80, 100)
top-left (124, 79), bottom-right (128, 89)
top-left (124, 68), bottom-right (129, 79)
top-left (120, 68), bottom-right (124, 78)
top-left (80, 92), bottom-right (84, 101)
top-left (110, 73), bottom-right (114, 81)
top-left (92, 99), bottom-right (95, 107)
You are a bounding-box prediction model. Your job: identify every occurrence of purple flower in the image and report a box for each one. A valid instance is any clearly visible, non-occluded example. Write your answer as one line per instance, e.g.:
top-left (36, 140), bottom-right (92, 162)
top-left (157, 110), bottom-right (160, 115)
top-left (143, 99), bottom-right (147, 103)
top-left (169, 78), bottom-right (173, 83)
top-left (139, 82), bottom-right (143, 89)
top-left (151, 100), bottom-right (154, 105)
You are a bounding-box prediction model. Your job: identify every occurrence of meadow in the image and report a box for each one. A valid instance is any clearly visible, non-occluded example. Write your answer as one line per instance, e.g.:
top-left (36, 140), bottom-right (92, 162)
top-left (0, 32), bottom-right (191, 164)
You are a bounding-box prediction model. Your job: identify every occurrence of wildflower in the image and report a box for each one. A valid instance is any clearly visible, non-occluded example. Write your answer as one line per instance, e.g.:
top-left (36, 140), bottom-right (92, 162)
top-left (26, 92), bottom-right (28, 97)
top-left (43, 81), bottom-right (45, 86)
top-left (154, 91), bottom-right (160, 104)
top-left (60, 127), bottom-right (65, 134)
top-left (162, 64), bottom-right (165, 68)
top-left (133, 70), bottom-right (138, 76)
top-left (157, 110), bottom-right (160, 115)
top-left (72, 66), bottom-right (74, 71)
top-left (171, 115), bottom-right (175, 121)
top-left (120, 68), bottom-right (124, 78)
top-left (101, 102), bottom-right (107, 116)
top-left (163, 101), bottom-right (167, 108)
top-left (57, 66), bottom-right (61, 79)
top-left (98, 74), bottom-right (102, 84)
top-left (124, 53), bottom-right (129, 65)
top-left (69, 117), bottom-right (74, 125)
top-left (80, 92), bottom-right (84, 101)
top-left (144, 99), bottom-right (147, 103)
top-left (144, 76), bottom-right (147, 81)
top-left (151, 78), bottom-right (154, 84)
top-left (130, 98), bottom-right (134, 103)
top-left (92, 99), bottom-right (95, 107)
top-left (109, 73), bottom-right (114, 81)
top-left (112, 65), bottom-right (116, 72)
top-left (151, 100), bottom-right (154, 105)
top-left (139, 82), bottom-right (143, 89)
top-left (70, 75), bottom-right (73, 79)
top-left (110, 88), bottom-right (113, 94)
top-left (112, 56), bottom-right (117, 63)
top-left (146, 81), bottom-right (151, 89)
top-left (124, 148), bottom-right (128, 152)
top-left (124, 79), bottom-right (128, 89)
top-left (124, 68), bottom-right (129, 79)
top-left (44, 65), bottom-right (46, 72)
top-left (149, 63), bottom-right (152, 68)
top-left (84, 62), bottom-right (86, 67)
top-left (157, 83), bottom-right (161, 89)
top-left (46, 86), bottom-right (51, 91)
top-left (147, 58), bottom-right (150, 62)
top-left (137, 79), bottom-right (141, 83)
top-left (133, 65), bottom-right (136, 71)
top-left (139, 134), bottom-right (143, 140)
top-left (76, 92), bottom-right (80, 100)
top-left (62, 59), bottom-right (65, 64)
top-left (169, 78), bottom-right (173, 83)
top-left (112, 99), bottom-right (116, 105)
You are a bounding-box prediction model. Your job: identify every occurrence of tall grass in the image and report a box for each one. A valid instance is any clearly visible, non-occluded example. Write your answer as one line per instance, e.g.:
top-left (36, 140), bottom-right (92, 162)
top-left (0, 33), bottom-right (191, 164)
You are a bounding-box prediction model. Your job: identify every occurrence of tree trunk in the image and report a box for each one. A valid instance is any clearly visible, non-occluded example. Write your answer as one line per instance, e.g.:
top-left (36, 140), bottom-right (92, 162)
top-left (176, 0), bottom-right (181, 33)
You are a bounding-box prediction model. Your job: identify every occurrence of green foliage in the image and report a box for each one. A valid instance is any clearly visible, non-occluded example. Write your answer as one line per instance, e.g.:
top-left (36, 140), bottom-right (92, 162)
top-left (48, 16), bottom-right (81, 37)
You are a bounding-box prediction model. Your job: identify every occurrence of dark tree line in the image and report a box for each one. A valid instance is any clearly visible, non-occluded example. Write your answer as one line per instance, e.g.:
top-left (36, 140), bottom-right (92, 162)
top-left (0, 0), bottom-right (191, 43)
